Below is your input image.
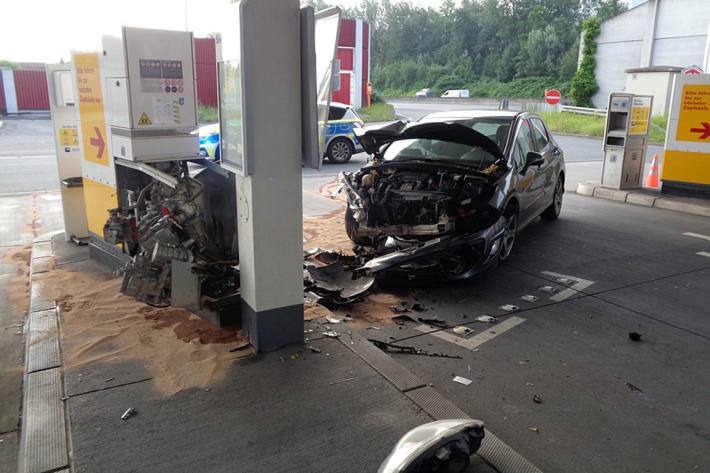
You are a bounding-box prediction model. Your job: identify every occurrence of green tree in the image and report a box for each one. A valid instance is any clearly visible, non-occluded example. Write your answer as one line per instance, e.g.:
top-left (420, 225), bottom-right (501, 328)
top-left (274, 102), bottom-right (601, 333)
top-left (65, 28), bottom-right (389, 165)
top-left (570, 16), bottom-right (601, 106)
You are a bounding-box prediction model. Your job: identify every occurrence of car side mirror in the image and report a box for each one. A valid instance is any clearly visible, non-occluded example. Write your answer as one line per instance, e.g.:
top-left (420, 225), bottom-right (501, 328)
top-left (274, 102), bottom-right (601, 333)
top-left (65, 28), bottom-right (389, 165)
top-left (525, 151), bottom-right (544, 168)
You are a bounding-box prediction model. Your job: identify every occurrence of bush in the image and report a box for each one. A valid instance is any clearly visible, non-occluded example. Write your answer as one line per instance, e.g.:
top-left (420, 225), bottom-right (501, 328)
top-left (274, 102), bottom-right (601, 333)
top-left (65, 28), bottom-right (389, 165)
top-left (198, 106), bottom-right (218, 124)
top-left (570, 17), bottom-right (601, 107)
top-left (357, 103), bottom-right (396, 122)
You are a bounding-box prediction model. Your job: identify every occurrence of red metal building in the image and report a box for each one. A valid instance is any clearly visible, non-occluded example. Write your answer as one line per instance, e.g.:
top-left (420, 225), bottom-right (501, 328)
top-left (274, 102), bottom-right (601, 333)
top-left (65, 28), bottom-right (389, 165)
top-left (332, 18), bottom-right (370, 108)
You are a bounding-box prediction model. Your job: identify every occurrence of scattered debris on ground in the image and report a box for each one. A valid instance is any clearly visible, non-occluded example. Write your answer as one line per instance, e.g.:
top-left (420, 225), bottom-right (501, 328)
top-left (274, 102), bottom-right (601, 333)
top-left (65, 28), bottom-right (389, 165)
top-left (533, 394), bottom-right (543, 404)
top-left (121, 408), bottom-right (136, 420)
top-left (417, 316), bottom-right (448, 328)
top-left (628, 331), bottom-right (643, 342)
top-left (452, 376), bottom-right (473, 386)
top-left (369, 339), bottom-right (462, 359)
top-left (452, 326), bottom-right (475, 337)
top-left (528, 426), bottom-right (539, 433)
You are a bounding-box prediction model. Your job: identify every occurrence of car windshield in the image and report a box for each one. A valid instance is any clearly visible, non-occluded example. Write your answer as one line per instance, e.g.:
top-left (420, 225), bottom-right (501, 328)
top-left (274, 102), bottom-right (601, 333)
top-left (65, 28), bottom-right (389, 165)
top-left (382, 117), bottom-right (512, 166)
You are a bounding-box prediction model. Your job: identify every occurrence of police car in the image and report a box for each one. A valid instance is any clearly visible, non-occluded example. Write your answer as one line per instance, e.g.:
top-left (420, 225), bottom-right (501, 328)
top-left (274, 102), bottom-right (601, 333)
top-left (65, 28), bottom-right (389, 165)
top-left (198, 101), bottom-right (363, 164)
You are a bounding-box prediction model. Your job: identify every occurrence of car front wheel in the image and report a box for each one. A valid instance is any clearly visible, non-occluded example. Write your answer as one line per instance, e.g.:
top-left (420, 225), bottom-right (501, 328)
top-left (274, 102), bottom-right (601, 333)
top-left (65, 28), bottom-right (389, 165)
top-left (499, 204), bottom-right (518, 262)
top-left (327, 138), bottom-right (354, 164)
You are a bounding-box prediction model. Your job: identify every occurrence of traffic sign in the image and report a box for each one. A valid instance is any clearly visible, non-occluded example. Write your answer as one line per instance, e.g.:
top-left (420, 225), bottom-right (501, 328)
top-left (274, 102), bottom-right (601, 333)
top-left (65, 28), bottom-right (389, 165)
top-left (544, 88), bottom-right (561, 105)
top-left (682, 65), bottom-right (703, 75)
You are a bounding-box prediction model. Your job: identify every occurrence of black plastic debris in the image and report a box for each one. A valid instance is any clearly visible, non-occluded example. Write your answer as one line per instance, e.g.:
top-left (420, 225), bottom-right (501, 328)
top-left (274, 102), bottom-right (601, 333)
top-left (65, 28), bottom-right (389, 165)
top-left (392, 314), bottom-right (418, 325)
top-left (417, 317), bottom-right (448, 328)
top-left (368, 338), bottom-right (462, 359)
top-left (389, 304), bottom-right (410, 314)
top-left (532, 394), bottom-right (543, 404)
top-left (628, 331), bottom-right (642, 342)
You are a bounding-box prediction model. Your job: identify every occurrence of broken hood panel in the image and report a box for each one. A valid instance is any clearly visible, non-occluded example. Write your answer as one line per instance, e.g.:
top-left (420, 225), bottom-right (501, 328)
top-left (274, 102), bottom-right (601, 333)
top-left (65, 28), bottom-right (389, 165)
top-left (355, 121), bottom-right (505, 161)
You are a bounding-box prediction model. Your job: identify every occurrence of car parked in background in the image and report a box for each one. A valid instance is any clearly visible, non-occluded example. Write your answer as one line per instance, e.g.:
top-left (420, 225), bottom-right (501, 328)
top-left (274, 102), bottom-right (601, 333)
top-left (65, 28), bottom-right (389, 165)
top-left (198, 123), bottom-right (220, 161)
top-left (323, 101), bottom-right (364, 164)
top-left (441, 89), bottom-right (470, 98)
top-left (198, 102), bottom-right (363, 164)
top-left (414, 88), bottom-right (435, 98)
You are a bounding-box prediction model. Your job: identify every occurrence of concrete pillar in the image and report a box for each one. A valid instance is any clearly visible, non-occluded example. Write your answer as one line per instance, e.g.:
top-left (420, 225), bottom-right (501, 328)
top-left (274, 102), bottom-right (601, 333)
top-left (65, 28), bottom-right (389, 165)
top-left (1, 69), bottom-right (18, 114)
top-left (236, 0), bottom-right (304, 351)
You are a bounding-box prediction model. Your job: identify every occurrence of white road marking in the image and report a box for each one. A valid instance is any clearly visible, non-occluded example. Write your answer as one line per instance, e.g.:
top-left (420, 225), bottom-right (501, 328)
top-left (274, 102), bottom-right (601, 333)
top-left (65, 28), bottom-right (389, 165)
top-left (415, 316), bottom-right (526, 351)
top-left (683, 232), bottom-right (710, 242)
top-left (697, 252), bottom-right (710, 258)
top-left (541, 271), bottom-right (595, 301)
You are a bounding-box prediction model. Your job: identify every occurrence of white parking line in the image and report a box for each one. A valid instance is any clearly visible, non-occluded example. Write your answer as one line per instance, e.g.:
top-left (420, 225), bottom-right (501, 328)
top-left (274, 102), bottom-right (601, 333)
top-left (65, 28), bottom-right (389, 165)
top-left (415, 316), bottom-right (526, 351)
top-left (541, 271), bottom-right (595, 301)
top-left (697, 252), bottom-right (710, 258)
top-left (682, 232), bottom-right (710, 242)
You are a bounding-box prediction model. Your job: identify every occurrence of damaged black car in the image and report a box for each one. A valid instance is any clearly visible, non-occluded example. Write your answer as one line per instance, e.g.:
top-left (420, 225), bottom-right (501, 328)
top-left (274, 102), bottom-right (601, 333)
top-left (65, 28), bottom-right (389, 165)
top-left (340, 110), bottom-right (565, 281)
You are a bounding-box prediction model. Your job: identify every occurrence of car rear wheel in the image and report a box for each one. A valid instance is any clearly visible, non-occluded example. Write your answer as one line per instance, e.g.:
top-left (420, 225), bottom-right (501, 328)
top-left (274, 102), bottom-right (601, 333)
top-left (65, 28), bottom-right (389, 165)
top-left (327, 138), bottom-right (354, 164)
top-left (199, 148), bottom-right (208, 158)
top-left (499, 204), bottom-right (518, 262)
top-left (541, 176), bottom-right (563, 220)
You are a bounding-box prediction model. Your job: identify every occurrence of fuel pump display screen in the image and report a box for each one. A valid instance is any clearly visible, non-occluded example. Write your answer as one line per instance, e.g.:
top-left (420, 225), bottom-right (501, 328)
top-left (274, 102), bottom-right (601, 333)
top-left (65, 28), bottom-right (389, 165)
top-left (139, 59), bottom-right (184, 79)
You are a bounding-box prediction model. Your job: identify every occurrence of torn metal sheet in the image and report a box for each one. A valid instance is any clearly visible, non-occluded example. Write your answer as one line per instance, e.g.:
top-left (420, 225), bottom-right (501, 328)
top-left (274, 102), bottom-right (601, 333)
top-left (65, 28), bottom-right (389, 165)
top-left (305, 261), bottom-right (375, 305)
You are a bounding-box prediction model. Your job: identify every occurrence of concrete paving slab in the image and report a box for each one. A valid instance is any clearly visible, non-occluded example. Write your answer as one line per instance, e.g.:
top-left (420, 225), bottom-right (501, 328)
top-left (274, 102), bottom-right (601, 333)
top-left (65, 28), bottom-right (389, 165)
top-left (66, 339), bottom-right (433, 473)
top-left (509, 193), bottom-right (710, 294)
top-left (596, 267), bottom-right (710, 339)
top-left (385, 296), bottom-right (710, 473)
top-left (0, 431), bottom-right (19, 473)
top-left (30, 256), bottom-right (52, 274)
top-left (51, 233), bottom-right (89, 266)
top-left (0, 249), bottom-right (25, 435)
top-left (32, 241), bottom-right (52, 259)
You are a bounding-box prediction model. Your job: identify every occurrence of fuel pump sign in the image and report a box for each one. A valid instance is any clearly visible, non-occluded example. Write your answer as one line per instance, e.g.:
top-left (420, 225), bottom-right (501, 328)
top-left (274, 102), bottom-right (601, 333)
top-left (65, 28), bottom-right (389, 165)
top-left (661, 74), bottom-right (710, 196)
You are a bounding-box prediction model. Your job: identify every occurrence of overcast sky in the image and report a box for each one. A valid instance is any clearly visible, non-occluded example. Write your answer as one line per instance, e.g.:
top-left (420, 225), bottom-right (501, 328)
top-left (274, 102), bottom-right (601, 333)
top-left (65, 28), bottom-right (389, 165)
top-left (0, 0), bottom-right (625, 63)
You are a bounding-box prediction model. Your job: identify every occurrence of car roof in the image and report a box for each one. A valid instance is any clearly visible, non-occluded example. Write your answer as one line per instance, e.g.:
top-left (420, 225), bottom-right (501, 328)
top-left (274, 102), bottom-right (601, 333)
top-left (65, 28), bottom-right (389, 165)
top-left (420, 109), bottom-right (521, 121)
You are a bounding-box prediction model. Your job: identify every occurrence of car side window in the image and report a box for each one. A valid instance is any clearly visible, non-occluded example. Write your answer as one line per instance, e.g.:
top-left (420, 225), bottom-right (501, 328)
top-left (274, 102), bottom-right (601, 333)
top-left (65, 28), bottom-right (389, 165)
top-left (530, 118), bottom-right (549, 151)
top-left (328, 106), bottom-right (346, 120)
top-left (512, 120), bottom-right (534, 170)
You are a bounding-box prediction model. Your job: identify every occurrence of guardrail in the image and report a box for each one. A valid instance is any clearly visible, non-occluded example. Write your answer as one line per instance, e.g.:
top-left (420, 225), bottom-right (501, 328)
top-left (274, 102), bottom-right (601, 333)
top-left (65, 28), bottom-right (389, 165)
top-left (560, 105), bottom-right (607, 117)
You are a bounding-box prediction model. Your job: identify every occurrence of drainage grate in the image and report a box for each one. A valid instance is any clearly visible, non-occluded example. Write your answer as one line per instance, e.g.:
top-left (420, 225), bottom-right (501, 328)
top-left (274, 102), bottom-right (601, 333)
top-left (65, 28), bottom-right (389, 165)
top-left (18, 368), bottom-right (69, 473)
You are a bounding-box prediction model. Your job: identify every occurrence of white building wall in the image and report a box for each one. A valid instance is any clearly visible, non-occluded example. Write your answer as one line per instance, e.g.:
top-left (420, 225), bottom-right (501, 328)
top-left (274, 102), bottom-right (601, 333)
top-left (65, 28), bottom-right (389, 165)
top-left (592, 4), bottom-right (648, 107)
top-left (592, 0), bottom-right (710, 109)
